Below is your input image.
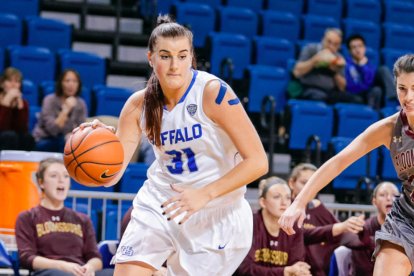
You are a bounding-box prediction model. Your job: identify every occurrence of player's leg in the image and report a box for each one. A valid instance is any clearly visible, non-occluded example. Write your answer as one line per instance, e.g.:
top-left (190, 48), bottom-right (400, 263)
top-left (373, 241), bottom-right (411, 276)
top-left (114, 261), bottom-right (155, 276)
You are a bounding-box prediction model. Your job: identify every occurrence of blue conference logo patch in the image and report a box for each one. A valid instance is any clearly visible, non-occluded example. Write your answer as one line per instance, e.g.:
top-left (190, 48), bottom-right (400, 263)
top-left (121, 246), bottom-right (134, 256)
top-left (186, 104), bottom-right (197, 116)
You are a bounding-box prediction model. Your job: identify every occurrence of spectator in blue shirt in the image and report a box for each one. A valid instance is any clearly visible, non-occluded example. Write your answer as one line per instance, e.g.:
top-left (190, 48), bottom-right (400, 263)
top-left (345, 34), bottom-right (394, 110)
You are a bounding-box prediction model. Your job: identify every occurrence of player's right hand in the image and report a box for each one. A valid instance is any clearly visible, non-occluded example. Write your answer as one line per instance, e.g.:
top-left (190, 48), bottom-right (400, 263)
top-left (278, 201), bottom-right (306, 235)
top-left (73, 119), bottom-right (115, 133)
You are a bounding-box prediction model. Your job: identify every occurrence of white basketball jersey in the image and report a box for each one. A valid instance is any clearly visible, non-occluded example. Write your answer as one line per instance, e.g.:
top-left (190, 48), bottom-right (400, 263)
top-left (143, 70), bottom-right (245, 206)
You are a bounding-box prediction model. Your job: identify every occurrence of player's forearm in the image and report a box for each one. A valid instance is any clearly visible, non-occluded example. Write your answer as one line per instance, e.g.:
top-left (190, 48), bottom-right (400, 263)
top-left (202, 155), bottom-right (268, 200)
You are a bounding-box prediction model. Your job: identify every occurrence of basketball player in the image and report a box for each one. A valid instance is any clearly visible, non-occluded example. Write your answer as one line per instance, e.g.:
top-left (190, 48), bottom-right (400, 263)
top-left (279, 54), bottom-right (414, 275)
top-left (15, 158), bottom-right (113, 276)
top-left (80, 15), bottom-right (268, 275)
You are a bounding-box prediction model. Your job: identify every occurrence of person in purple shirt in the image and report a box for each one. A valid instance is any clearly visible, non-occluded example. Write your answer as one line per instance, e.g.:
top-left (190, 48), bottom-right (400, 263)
top-left (288, 163), bottom-right (365, 276)
top-left (15, 158), bottom-right (113, 276)
top-left (235, 176), bottom-right (360, 276)
top-left (345, 34), bottom-right (394, 110)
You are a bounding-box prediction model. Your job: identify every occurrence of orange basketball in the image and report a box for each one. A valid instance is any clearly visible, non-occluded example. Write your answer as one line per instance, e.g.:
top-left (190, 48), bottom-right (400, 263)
top-left (63, 126), bottom-right (124, 187)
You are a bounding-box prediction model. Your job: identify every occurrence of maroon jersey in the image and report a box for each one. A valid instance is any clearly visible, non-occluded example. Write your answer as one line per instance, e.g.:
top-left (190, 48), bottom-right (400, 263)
top-left (303, 201), bottom-right (341, 276)
top-left (0, 100), bottom-right (29, 133)
top-left (15, 205), bottom-right (101, 269)
top-left (352, 216), bottom-right (380, 276)
top-left (234, 210), bottom-right (334, 276)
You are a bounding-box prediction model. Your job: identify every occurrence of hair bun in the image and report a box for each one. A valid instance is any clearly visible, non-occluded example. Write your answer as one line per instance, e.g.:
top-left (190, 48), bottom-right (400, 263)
top-left (156, 14), bottom-right (175, 26)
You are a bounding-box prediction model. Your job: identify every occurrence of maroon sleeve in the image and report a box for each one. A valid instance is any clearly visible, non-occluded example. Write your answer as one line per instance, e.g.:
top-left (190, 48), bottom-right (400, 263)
top-left (0, 105), bottom-right (13, 131)
top-left (80, 214), bottom-right (101, 262)
top-left (15, 210), bottom-right (38, 269)
top-left (14, 100), bottom-right (29, 133)
top-left (303, 224), bottom-right (335, 245)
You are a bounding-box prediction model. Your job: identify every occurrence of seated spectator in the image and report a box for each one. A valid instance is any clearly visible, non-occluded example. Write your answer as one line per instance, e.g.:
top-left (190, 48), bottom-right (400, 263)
top-left (0, 67), bottom-right (35, 150)
top-left (345, 34), bottom-right (394, 110)
top-left (234, 176), bottom-right (358, 276)
top-left (288, 163), bottom-right (365, 276)
top-left (15, 158), bottom-right (113, 276)
top-left (33, 70), bottom-right (87, 152)
top-left (293, 28), bottom-right (360, 105)
top-left (351, 181), bottom-right (399, 276)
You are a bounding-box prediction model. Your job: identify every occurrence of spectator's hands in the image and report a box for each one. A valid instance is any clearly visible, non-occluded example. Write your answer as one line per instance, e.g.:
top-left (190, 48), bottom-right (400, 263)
top-left (278, 201), bottom-right (306, 235)
top-left (1, 88), bottom-right (22, 108)
top-left (339, 214), bottom-right (365, 234)
top-left (60, 261), bottom-right (86, 276)
top-left (73, 119), bottom-right (115, 134)
top-left (314, 49), bottom-right (336, 65)
top-left (161, 184), bottom-right (212, 224)
top-left (329, 56), bottom-right (346, 72)
top-left (62, 96), bottom-right (77, 114)
top-left (81, 263), bottom-right (96, 276)
top-left (284, 261), bottom-right (311, 276)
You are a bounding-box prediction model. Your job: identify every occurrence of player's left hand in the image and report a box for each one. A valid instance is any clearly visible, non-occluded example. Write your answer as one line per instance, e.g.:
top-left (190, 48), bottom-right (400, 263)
top-left (161, 184), bottom-right (211, 224)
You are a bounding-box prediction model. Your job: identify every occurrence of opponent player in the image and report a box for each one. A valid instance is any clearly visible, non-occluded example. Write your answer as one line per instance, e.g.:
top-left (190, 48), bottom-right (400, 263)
top-left (279, 54), bottom-right (414, 275)
top-left (80, 15), bottom-right (268, 276)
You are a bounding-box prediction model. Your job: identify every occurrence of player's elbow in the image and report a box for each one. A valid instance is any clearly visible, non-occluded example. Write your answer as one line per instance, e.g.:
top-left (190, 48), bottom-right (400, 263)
top-left (256, 155), bottom-right (269, 177)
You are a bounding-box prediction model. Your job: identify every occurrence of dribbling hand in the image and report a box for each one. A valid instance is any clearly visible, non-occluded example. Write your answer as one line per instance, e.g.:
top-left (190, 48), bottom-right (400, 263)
top-left (73, 119), bottom-right (115, 134)
top-left (161, 184), bottom-right (211, 224)
top-left (278, 201), bottom-right (306, 235)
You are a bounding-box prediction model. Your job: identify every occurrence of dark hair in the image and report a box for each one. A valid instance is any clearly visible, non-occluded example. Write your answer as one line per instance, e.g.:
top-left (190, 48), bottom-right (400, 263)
top-left (55, 69), bottom-right (82, 97)
top-left (36, 158), bottom-right (64, 181)
top-left (346, 34), bottom-right (366, 50)
top-left (145, 14), bottom-right (196, 146)
top-left (0, 67), bottom-right (23, 95)
top-left (289, 163), bottom-right (317, 181)
top-left (393, 54), bottom-right (414, 82)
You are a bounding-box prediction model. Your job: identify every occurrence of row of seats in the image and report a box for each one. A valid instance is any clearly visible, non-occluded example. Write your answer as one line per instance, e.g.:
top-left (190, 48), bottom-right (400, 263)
top-left (288, 100), bottom-right (400, 188)
top-left (166, 0), bottom-right (414, 25)
top-left (0, 14), bottom-right (72, 52)
top-left (0, 0), bottom-right (38, 19)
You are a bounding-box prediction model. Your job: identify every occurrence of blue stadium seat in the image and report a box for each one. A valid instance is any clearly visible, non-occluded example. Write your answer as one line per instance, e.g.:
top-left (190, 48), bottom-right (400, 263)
top-left (183, 0), bottom-right (221, 9)
top-left (0, 239), bottom-right (12, 268)
top-left (379, 146), bottom-right (399, 182)
top-left (334, 103), bottom-right (379, 139)
top-left (253, 37), bottom-right (295, 68)
top-left (174, 3), bottom-right (215, 48)
top-left (105, 204), bottom-right (131, 240)
top-left (208, 32), bottom-right (251, 81)
top-left (288, 100), bottom-right (334, 151)
top-left (94, 86), bottom-right (133, 117)
top-left (22, 79), bottom-right (39, 106)
top-left (69, 178), bottom-right (115, 193)
top-left (0, 13), bottom-right (22, 48)
top-left (9, 46), bottom-right (55, 84)
top-left (342, 19), bottom-right (381, 50)
top-left (218, 7), bottom-right (258, 38)
top-left (156, 0), bottom-right (174, 14)
top-left (0, 48), bottom-right (4, 72)
top-left (246, 65), bottom-right (288, 114)
top-left (0, 0), bottom-right (39, 18)
top-left (59, 50), bottom-right (106, 89)
top-left (266, 0), bottom-right (303, 16)
top-left (98, 240), bottom-right (119, 268)
top-left (330, 137), bottom-right (378, 189)
top-left (120, 162), bottom-right (149, 193)
top-left (307, 0), bottom-right (343, 22)
top-left (302, 15), bottom-right (340, 43)
top-left (384, 0), bottom-right (414, 26)
top-left (26, 17), bottom-right (72, 52)
top-left (383, 23), bottom-right (414, 52)
top-left (260, 11), bottom-right (300, 43)
top-left (64, 201), bottom-right (99, 233)
top-left (345, 0), bottom-right (381, 24)
top-left (381, 48), bottom-right (408, 71)
top-left (226, 0), bottom-right (263, 12)
top-left (29, 105), bottom-right (40, 132)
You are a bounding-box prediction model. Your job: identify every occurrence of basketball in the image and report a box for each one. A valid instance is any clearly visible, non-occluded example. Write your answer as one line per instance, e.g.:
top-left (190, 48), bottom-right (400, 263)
top-left (63, 126), bottom-right (124, 187)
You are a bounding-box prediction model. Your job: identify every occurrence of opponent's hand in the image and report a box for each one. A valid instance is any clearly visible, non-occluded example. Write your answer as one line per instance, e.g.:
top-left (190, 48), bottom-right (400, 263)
top-left (278, 201), bottom-right (306, 235)
top-left (72, 119), bottom-right (115, 134)
top-left (161, 184), bottom-right (211, 224)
